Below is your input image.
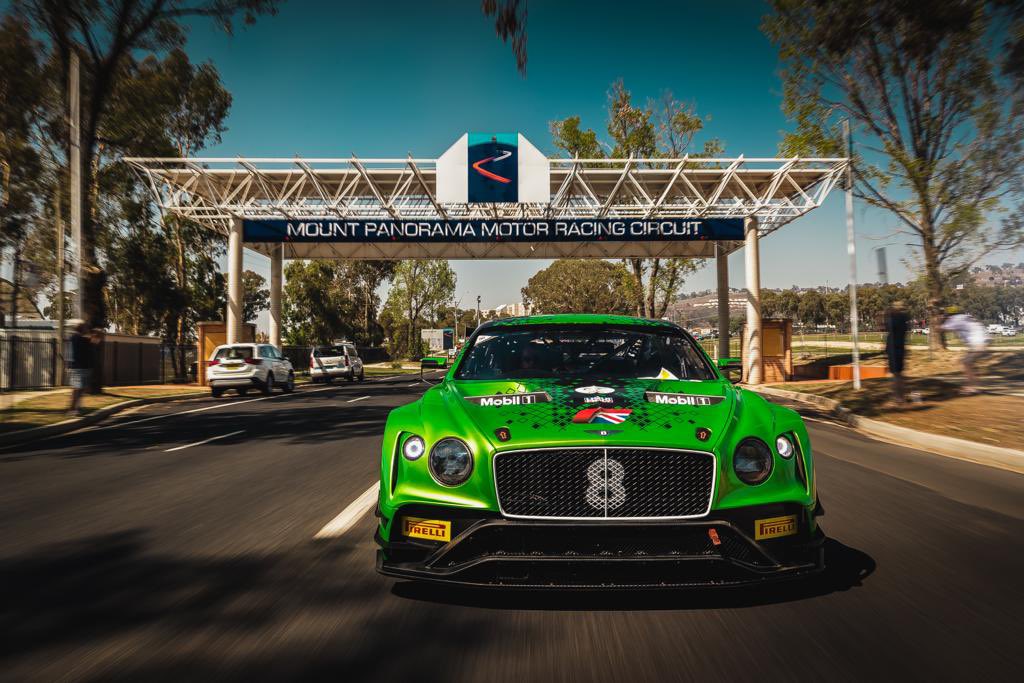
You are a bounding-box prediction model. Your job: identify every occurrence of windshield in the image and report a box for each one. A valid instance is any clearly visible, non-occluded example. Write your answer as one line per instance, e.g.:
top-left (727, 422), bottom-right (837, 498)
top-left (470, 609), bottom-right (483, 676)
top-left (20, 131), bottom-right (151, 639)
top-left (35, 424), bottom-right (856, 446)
top-left (214, 346), bottom-right (253, 361)
top-left (314, 346), bottom-right (347, 357)
top-left (454, 326), bottom-right (716, 381)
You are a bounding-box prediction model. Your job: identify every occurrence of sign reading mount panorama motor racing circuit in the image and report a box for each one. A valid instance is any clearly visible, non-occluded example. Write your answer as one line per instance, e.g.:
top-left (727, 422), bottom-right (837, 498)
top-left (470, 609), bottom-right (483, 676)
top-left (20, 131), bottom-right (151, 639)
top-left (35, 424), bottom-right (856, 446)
top-left (242, 217), bottom-right (745, 244)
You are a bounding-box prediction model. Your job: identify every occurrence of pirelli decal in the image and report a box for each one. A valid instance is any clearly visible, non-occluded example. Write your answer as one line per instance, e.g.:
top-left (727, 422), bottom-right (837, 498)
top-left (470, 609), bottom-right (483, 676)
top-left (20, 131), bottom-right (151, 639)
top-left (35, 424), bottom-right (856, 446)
top-left (644, 392), bottom-right (725, 406)
top-left (464, 391), bottom-right (551, 407)
top-left (754, 514), bottom-right (798, 540)
top-left (402, 517), bottom-right (451, 542)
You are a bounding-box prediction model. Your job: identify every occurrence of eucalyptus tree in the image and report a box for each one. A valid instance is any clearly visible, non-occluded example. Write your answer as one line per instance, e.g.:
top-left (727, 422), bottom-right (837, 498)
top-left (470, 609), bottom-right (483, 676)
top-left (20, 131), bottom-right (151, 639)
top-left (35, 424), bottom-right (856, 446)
top-left (763, 0), bottom-right (1024, 348)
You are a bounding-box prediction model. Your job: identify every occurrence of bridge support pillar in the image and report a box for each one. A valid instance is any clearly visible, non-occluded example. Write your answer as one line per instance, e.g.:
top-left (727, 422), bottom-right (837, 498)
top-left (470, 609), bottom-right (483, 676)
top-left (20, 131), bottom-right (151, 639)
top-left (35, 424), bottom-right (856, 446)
top-left (716, 243), bottom-right (730, 360)
top-left (743, 216), bottom-right (763, 384)
top-left (269, 244), bottom-right (283, 348)
top-left (227, 217), bottom-right (243, 345)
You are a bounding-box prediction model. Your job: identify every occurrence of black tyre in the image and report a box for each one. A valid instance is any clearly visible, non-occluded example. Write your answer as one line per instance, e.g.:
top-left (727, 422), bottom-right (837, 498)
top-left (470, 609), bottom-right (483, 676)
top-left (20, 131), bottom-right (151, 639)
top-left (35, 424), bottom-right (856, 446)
top-left (237, 388), bottom-right (249, 396)
top-left (283, 372), bottom-right (295, 393)
top-left (358, 369), bottom-right (365, 382)
top-left (262, 373), bottom-right (275, 395)
top-left (211, 388), bottom-right (224, 398)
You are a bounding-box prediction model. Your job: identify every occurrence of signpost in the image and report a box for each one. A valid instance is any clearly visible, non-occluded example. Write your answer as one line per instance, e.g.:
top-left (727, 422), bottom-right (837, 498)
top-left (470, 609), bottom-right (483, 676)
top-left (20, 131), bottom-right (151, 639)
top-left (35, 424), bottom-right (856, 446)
top-left (242, 217), bottom-right (746, 244)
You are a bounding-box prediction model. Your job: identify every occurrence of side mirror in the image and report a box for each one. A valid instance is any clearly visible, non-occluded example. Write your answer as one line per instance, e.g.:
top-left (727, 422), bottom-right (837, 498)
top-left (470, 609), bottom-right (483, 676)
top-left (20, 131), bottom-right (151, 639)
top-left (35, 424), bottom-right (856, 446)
top-left (420, 356), bottom-right (447, 384)
top-left (716, 357), bottom-right (743, 384)
top-left (420, 356), bottom-right (447, 370)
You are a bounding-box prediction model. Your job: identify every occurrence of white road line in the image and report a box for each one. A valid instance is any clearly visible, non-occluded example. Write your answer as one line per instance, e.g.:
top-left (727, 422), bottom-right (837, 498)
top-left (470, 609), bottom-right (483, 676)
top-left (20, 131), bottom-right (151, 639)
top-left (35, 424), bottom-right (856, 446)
top-left (81, 384), bottom-right (341, 433)
top-left (347, 395), bottom-right (370, 403)
top-left (314, 483), bottom-right (378, 539)
top-left (406, 382), bottom-right (420, 387)
top-left (164, 429), bottom-right (245, 452)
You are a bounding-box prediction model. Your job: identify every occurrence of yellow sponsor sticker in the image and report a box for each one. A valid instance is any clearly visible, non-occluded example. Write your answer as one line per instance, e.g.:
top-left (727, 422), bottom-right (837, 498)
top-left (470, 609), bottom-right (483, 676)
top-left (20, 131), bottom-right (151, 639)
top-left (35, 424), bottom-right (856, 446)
top-left (754, 514), bottom-right (798, 540)
top-left (402, 517), bottom-right (451, 542)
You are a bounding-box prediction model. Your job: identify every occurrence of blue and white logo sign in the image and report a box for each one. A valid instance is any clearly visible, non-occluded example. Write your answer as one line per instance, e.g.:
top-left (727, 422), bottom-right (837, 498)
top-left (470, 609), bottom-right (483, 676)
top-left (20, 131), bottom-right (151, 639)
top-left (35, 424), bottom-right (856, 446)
top-left (436, 133), bottom-right (550, 204)
top-left (468, 133), bottom-right (518, 203)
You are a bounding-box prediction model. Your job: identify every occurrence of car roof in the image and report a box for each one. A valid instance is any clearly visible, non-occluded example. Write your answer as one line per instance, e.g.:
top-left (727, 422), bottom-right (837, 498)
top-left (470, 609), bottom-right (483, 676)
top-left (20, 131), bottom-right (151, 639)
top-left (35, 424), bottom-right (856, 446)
top-left (478, 313), bottom-right (679, 331)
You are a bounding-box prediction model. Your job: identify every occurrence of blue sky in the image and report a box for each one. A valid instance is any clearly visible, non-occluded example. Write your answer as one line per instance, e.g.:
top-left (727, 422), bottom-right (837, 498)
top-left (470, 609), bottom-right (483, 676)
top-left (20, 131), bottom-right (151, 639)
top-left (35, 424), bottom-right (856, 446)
top-left (178, 0), bottom-right (1012, 315)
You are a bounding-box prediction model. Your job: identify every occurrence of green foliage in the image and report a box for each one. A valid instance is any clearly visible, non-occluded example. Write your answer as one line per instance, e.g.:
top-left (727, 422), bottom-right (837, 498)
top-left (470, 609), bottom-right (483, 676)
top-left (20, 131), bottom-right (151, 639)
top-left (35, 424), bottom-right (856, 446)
top-left (381, 260), bottom-right (456, 359)
top-left (282, 260), bottom-right (396, 346)
top-left (13, 0), bottom-right (280, 331)
top-left (762, 0), bottom-right (1024, 347)
top-left (549, 81), bottom-right (714, 318)
top-left (520, 259), bottom-right (633, 315)
top-left (242, 270), bottom-right (269, 323)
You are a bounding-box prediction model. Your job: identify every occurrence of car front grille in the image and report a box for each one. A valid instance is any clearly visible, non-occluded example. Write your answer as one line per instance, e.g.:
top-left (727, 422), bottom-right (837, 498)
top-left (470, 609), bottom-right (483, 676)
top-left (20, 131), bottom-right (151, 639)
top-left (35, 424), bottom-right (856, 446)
top-left (493, 447), bottom-right (715, 519)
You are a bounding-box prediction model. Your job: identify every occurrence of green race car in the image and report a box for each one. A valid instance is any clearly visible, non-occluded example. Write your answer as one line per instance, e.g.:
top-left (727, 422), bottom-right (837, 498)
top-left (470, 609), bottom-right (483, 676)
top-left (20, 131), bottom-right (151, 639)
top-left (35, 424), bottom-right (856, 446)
top-left (376, 314), bottom-right (824, 588)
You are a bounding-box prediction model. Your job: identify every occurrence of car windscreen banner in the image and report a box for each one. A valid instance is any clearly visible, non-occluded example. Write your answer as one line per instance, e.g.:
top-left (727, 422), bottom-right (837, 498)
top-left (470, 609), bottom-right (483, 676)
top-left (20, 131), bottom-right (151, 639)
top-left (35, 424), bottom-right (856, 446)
top-left (242, 218), bottom-right (744, 243)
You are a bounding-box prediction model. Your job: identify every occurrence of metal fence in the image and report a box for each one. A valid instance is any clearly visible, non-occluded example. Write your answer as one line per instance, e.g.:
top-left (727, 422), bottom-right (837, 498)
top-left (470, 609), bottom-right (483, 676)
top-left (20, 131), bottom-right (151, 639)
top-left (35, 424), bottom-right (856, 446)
top-left (0, 338), bottom-right (199, 391)
top-left (0, 337), bottom-right (61, 391)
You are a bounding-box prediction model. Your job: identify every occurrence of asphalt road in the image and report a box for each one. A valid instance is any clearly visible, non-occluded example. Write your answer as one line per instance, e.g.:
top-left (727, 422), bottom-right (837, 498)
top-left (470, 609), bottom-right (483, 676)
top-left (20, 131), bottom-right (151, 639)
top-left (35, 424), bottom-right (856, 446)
top-left (1, 375), bottom-right (1022, 681)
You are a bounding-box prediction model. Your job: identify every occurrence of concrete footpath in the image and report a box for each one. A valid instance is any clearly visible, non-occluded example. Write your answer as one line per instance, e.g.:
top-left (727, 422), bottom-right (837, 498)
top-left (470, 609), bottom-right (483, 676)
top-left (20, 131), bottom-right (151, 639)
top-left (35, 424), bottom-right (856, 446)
top-left (750, 384), bottom-right (1024, 475)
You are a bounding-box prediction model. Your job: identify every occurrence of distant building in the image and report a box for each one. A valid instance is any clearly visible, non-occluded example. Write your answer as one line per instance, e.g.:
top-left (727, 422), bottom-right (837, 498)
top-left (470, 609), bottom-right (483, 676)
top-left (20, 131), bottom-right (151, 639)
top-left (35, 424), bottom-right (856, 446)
top-left (971, 266), bottom-right (1024, 287)
top-left (491, 302), bottom-right (531, 317)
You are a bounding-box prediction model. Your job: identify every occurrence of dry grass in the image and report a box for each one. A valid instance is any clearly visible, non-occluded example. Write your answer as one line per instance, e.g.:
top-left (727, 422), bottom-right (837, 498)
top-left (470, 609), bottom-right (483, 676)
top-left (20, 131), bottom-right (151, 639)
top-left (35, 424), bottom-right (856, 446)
top-left (773, 350), bottom-right (1024, 447)
top-left (0, 385), bottom-right (206, 433)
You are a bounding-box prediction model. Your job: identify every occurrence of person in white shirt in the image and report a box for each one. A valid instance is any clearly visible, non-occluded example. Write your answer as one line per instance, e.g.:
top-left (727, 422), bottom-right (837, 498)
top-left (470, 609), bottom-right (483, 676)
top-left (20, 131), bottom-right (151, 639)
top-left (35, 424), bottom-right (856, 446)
top-left (940, 307), bottom-right (988, 394)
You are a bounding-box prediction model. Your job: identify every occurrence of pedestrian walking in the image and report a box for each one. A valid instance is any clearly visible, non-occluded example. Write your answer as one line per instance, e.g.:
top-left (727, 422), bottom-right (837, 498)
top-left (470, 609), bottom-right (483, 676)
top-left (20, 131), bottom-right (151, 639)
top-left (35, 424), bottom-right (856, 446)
top-left (67, 322), bottom-right (100, 415)
top-left (940, 306), bottom-right (988, 395)
top-left (884, 300), bottom-right (909, 404)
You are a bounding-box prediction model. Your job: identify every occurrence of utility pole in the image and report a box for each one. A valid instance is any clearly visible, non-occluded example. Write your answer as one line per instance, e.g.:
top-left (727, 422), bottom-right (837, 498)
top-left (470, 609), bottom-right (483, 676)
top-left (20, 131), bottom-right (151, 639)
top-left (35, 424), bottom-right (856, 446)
top-left (55, 191), bottom-right (65, 385)
top-left (69, 51), bottom-right (83, 321)
top-left (843, 119), bottom-right (862, 390)
top-left (476, 295), bottom-right (481, 330)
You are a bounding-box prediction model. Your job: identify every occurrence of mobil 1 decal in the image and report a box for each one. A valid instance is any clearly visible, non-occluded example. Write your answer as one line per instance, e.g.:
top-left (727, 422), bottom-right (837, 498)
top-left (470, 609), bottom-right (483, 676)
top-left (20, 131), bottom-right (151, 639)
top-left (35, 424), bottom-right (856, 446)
top-left (464, 391), bottom-right (551, 407)
top-left (644, 392), bottom-right (725, 406)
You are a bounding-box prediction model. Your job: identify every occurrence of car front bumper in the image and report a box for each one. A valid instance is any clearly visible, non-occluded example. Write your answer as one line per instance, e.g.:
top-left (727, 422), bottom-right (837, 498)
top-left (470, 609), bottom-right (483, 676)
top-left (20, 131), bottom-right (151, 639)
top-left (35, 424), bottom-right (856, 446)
top-left (376, 503), bottom-right (824, 588)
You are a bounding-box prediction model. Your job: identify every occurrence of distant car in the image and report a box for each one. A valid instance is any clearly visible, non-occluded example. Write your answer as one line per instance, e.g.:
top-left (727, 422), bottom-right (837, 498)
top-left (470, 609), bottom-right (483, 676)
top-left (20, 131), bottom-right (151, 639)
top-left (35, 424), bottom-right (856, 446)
top-left (1001, 327), bottom-right (1019, 337)
top-left (207, 343), bottom-right (295, 397)
top-left (911, 327), bottom-right (930, 335)
top-left (310, 343), bottom-right (365, 382)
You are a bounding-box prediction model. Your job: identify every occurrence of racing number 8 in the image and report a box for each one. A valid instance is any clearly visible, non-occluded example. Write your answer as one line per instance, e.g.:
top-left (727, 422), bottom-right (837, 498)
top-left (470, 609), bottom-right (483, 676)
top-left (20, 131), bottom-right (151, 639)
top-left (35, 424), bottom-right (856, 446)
top-left (585, 458), bottom-right (626, 512)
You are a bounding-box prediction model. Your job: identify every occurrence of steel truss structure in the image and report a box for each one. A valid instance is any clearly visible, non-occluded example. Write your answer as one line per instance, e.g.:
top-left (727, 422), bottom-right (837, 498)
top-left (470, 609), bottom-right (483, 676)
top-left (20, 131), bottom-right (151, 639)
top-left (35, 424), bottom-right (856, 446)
top-left (125, 156), bottom-right (848, 260)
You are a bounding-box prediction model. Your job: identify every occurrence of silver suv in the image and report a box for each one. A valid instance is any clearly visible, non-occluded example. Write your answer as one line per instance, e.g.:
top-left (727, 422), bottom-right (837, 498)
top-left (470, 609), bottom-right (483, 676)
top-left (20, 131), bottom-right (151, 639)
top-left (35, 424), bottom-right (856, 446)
top-left (207, 344), bottom-right (295, 397)
top-left (310, 343), bottom-right (365, 382)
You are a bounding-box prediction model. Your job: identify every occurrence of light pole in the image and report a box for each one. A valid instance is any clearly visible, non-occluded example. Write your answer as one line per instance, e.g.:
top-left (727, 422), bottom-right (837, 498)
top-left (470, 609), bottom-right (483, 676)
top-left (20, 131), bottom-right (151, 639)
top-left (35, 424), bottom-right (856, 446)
top-left (842, 119), bottom-right (862, 390)
top-left (476, 295), bottom-right (481, 330)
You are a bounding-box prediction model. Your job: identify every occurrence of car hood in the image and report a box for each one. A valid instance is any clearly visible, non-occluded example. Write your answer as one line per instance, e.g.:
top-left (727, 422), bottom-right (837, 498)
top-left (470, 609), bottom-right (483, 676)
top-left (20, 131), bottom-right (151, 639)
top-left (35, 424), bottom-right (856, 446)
top-left (443, 376), bottom-right (736, 452)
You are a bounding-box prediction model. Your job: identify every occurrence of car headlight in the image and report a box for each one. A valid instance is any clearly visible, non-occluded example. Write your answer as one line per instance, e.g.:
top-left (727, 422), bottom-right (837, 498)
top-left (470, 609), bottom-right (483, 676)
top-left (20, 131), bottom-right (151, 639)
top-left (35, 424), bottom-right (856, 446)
top-left (775, 435), bottom-right (795, 459)
top-left (402, 434), bottom-right (425, 461)
top-left (429, 438), bottom-right (474, 486)
top-left (733, 438), bottom-right (773, 485)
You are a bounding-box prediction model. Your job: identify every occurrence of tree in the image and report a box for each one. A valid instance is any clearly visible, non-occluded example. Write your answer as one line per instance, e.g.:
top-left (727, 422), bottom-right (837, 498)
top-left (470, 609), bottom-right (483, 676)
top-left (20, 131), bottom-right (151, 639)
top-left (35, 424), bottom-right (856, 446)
top-left (0, 14), bottom-right (46, 329)
top-left (381, 260), bottom-right (456, 359)
top-left (521, 259), bottom-right (633, 315)
top-left (282, 261), bottom-right (357, 346)
top-left (763, 1), bottom-right (1024, 348)
top-left (15, 0), bottom-right (278, 337)
top-left (549, 81), bottom-right (710, 318)
top-left (481, 0), bottom-right (527, 75)
top-left (242, 270), bottom-right (268, 323)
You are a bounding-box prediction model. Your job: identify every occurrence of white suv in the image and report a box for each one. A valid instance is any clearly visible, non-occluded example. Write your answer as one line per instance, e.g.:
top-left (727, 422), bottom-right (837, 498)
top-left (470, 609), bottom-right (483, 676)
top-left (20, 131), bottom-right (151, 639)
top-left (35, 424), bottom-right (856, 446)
top-left (310, 343), bottom-right (365, 382)
top-left (207, 344), bottom-right (295, 397)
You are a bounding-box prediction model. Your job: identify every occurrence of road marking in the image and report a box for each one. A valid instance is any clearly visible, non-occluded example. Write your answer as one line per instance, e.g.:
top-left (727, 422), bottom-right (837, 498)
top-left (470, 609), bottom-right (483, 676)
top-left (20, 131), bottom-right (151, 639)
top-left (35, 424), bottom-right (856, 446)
top-left (407, 382), bottom-right (420, 387)
top-left (81, 384), bottom-right (342, 433)
top-left (164, 429), bottom-right (245, 452)
top-left (347, 395), bottom-right (370, 403)
top-left (315, 483), bottom-right (378, 539)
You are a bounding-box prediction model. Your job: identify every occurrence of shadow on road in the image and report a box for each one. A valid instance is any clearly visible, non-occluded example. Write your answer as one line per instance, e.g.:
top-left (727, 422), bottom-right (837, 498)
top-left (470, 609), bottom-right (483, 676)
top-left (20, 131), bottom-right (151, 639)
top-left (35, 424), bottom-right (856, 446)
top-left (0, 528), bottom-right (507, 679)
top-left (391, 538), bottom-right (874, 611)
